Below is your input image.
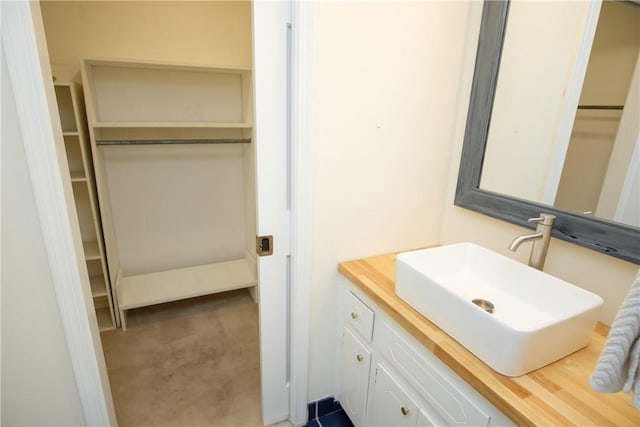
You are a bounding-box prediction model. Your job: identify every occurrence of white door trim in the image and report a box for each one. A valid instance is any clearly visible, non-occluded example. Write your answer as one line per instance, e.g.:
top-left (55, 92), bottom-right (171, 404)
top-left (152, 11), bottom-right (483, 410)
top-left (1, 2), bottom-right (116, 425)
top-left (289, 1), bottom-right (314, 425)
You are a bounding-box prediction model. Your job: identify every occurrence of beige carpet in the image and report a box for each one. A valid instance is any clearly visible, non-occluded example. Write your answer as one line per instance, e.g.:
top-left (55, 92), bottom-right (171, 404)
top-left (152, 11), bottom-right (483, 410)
top-left (100, 289), bottom-right (262, 427)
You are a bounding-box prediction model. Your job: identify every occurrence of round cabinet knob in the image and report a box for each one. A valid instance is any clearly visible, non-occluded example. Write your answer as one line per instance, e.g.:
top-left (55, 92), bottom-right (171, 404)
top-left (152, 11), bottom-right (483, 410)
top-left (400, 406), bottom-right (410, 416)
top-left (350, 312), bottom-right (359, 320)
top-left (356, 354), bottom-right (364, 362)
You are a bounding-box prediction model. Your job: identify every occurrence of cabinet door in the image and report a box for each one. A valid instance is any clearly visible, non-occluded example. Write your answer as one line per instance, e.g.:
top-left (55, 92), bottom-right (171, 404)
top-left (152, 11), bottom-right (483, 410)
top-left (368, 363), bottom-right (419, 427)
top-left (340, 328), bottom-right (372, 427)
top-left (416, 408), bottom-right (440, 427)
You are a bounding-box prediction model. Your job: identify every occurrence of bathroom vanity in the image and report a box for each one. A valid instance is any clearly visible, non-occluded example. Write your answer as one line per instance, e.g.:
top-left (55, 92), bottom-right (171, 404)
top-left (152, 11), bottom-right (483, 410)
top-left (337, 251), bottom-right (639, 426)
top-left (338, 275), bottom-right (514, 426)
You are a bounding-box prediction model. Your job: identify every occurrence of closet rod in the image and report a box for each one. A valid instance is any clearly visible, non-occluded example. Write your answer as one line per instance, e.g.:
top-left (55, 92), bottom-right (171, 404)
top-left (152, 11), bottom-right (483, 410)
top-left (96, 138), bottom-right (252, 146)
top-left (577, 105), bottom-right (623, 110)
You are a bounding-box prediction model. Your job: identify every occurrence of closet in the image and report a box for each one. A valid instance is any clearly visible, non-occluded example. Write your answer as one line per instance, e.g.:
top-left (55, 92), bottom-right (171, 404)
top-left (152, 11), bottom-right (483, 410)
top-left (80, 59), bottom-right (257, 329)
top-left (53, 68), bottom-right (239, 332)
top-left (41, 1), bottom-right (258, 332)
top-left (40, 2), bottom-right (291, 423)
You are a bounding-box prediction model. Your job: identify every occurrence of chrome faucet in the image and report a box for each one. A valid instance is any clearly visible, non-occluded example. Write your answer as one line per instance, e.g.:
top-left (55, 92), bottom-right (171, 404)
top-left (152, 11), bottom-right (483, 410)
top-left (508, 214), bottom-right (556, 271)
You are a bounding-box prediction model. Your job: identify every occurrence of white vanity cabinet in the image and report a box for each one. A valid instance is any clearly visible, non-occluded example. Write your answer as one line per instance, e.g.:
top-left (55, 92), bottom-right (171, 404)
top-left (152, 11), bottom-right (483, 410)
top-left (338, 276), bottom-right (515, 427)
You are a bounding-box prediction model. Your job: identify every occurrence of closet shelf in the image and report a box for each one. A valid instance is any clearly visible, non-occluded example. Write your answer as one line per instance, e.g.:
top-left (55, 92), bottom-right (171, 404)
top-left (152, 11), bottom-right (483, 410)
top-left (70, 171), bottom-right (88, 182)
top-left (96, 138), bottom-right (251, 146)
top-left (93, 121), bottom-right (252, 129)
top-left (63, 131), bottom-right (80, 136)
top-left (118, 257), bottom-right (256, 313)
top-left (83, 240), bottom-right (102, 261)
top-left (577, 105), bottom-right (623, 110)
top-left (90, 275), bottom-right (108, 298)
top-left (96, 306), bottom-right (114, 331)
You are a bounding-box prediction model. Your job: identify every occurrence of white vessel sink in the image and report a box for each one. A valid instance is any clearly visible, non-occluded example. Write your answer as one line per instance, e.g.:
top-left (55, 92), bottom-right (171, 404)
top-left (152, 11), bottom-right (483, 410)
top-left (395, 243), bottom-right (603, 376)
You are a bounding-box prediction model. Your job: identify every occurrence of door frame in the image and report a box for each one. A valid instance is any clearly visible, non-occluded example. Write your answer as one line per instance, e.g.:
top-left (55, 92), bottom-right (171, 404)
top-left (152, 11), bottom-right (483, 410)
top-left (288, 1), bottom-right (314, 424)
top-left (1, 1), bottom-right (117, 424)
top-left (3, 1), bottom-right (313, 425)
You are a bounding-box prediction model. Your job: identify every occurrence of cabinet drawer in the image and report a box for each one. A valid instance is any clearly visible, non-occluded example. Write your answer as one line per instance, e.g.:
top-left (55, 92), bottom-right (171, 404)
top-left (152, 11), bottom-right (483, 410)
top-left (346, 291), bottom-right (375, 342)
top-left (377, 320), bottom-right (490, 426)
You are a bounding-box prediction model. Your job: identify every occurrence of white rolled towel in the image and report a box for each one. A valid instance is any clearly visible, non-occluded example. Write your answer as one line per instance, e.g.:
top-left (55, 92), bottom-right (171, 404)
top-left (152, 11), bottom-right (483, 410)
top-left (590, 270), bottom-right (640, 410)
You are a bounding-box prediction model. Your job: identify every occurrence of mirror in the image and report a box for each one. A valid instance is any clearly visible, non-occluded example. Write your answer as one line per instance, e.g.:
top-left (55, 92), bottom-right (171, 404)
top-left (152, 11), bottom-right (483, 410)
top-left (481, 1), bottom-right (639, 227)
top-left (455, 0), bottom-right (640, 265)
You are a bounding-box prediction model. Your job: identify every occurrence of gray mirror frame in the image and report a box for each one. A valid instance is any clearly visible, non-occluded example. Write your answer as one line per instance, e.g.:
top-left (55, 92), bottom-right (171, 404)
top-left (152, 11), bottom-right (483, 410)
top-left (455, 0), bottom-right (640, 265)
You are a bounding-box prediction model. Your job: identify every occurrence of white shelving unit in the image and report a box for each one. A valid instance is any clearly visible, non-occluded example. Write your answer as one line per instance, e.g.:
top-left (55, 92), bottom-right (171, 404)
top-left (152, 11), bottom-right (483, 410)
top-left (54, 82), bottom-right (116, 331)
top-left (83, 59), bottom-right (253, 144)
top-left (81, 59), bottom-right (257, 330)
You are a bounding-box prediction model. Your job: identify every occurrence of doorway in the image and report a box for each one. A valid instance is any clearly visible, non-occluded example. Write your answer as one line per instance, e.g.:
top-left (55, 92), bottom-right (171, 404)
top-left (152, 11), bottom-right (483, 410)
top-left (19, 1), bottom-right (293, 425)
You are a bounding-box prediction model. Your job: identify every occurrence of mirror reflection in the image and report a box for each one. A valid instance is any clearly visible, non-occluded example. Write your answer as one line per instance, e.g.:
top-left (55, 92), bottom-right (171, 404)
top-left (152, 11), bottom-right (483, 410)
top-left (479, 1), bottom-right (639, 228)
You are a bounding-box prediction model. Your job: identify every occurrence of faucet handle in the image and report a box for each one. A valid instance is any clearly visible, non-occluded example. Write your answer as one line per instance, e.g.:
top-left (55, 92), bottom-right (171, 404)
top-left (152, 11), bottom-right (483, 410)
top-left (528, 214), bottom-right (556, 225)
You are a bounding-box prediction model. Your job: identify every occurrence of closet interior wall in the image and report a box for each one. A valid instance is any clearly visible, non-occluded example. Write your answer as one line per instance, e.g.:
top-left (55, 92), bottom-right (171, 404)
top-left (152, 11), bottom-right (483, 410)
top-left (555, 1), bottom-right (640, 214)
top-left (40, 1), bottom-right (256, 329)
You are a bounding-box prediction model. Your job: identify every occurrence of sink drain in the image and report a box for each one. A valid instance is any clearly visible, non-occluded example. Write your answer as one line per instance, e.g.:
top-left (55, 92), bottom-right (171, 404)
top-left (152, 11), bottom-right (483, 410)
top-left (472, 298), bottom-right (494, 314)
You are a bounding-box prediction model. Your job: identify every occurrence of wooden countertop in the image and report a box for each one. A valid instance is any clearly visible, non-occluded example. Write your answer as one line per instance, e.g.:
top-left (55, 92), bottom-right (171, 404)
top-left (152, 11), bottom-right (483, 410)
top-left (339, 252), bottom-right (639, 426)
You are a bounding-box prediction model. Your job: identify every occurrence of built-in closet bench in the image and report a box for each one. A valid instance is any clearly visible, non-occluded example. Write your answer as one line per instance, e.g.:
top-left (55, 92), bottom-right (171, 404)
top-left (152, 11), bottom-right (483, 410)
top-left (117, 258), bottom-right (256, 329)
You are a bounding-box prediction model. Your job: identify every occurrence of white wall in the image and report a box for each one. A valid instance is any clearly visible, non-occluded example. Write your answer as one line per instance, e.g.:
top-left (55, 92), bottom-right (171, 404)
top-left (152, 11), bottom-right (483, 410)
top-left (309, 1), bottom-right (472, 401)
top-left (40, 0), bottom-right (252, 81)
top-left (579, 1), bottom-right (640, 105)
top-left (102, 144), bottom-right (247, 275)
top-left (439, 3), bottom-right (639, 328)
top-left (1, 51), bottom-right (86, 426)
